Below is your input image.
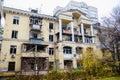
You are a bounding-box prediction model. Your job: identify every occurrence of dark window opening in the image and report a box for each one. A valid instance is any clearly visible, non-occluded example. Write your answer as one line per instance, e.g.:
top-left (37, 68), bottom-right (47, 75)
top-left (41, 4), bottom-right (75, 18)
top-left (13, 16), bottom-right (19, 24)
top-left (10, 45), bottom-right (17, 54)
top-left (63, 46), bottom-right (72, 54)
top-left (8, 62), bottom-right (15, 71)
top-left (74, 36), bottom-right (78, 42)
top-left (62, 26), bottom-right (67, 30)
top-left (49, 48), bottom-right (54, 55)
top-left (11, 30), bottom-right (18, 39)
top-left (33, 33), bottom-right (38, 39)
top-left (49, 35), bottom-right (53, 42)
top-left (49, 23), bottom-right (53, 29)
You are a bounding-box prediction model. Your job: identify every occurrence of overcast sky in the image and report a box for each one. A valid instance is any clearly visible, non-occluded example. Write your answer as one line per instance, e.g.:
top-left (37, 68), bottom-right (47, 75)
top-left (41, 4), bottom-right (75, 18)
top-left (3, 0), bottom-right (120, 20)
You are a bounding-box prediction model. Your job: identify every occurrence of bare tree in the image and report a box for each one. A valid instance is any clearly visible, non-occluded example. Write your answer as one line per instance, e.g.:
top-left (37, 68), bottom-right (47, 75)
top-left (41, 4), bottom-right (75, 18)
top-left (98, 6), bottom-right (120, 73)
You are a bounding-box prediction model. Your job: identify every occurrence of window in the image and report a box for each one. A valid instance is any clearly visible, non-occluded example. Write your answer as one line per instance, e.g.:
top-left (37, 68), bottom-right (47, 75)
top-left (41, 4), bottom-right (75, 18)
top-left (10, 45), bottom-right (17, 54)
top-left (49, 23), bottom-right (53, 29)
top-left (13, 16), bottom-right (19, 24)
top-left (76, 47), bottom-right (83, 54)
top-left (32, 33), bottom-right (37, 39)
top-left (49, 35), bottom-right (53, 42)
top-left (8, 62), bottom-right (15, 71)
top-left (74, 36), bottom-right (78, 42)
top-left (63, 47), bottom-right (72, 54)
top-left (49, 48), bottom-right (54, 55)
top-left (84, 29), bottom-right (87, 34)
top-left (11, 30), bottom-right (18, 39)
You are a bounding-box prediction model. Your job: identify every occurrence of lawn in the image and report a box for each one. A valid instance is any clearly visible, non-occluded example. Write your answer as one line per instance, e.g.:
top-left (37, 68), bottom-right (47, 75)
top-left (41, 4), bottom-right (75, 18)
top-left (99, 77), bottom-right (120, 80)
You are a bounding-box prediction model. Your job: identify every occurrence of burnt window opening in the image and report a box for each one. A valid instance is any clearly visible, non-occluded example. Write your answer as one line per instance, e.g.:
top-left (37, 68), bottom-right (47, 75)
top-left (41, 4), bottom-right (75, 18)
top-left (22, 44), bottom-right (46, 52)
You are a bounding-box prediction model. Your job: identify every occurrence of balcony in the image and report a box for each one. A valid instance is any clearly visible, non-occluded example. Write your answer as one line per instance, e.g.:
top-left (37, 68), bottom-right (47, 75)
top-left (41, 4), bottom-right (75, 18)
top-left (22, 44), bottom-right (48, 57)
top-left (30, 38), bottom-right (43, 44)
top-left (62, 30), bottom-right (71, 34)
top-left (84, 31), bottom-right (91, 36)
top-left (64, 54), bottom-right (73, 59)
top-left (22, 51), bottom-right (48, 57)
top-left (29, 17), bottom-right (42, 31)
top-left (63, 35), bottom-right (72, 42)
top-left (30, 24), bottom-right (42, 31)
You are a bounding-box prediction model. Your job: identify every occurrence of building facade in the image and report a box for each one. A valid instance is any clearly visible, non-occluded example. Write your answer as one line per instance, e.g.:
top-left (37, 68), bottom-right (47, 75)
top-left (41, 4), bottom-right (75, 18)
top-left (0, 1), bottom-right (100, 73)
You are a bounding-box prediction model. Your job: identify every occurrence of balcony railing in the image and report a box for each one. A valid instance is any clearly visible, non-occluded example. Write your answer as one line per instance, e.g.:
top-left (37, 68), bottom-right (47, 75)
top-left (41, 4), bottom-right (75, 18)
top-left (30, 38), bottom-right (43, 44)
top-left (30, 24), bottom-right (42, 31)
top-left (62, 30), bottom-right (71, 34)
top-left (64, 54), bottom-right (73, 59)
top-left (22, 51), bottom-right (48, 57)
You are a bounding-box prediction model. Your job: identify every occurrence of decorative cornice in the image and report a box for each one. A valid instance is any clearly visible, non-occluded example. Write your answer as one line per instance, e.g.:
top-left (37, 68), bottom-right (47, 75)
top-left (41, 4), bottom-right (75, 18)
top-left (3, 6), bottom-right (57, 21)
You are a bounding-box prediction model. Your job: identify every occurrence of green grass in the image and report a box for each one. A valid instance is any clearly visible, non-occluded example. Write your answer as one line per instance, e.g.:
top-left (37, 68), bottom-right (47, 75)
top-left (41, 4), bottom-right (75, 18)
top-left (99, 77), bottom-right (120, 80)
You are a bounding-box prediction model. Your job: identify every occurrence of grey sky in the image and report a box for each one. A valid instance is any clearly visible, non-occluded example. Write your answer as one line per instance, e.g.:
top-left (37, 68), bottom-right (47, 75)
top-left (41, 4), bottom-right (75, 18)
top-left (4, 0), bottom-right (120, 20)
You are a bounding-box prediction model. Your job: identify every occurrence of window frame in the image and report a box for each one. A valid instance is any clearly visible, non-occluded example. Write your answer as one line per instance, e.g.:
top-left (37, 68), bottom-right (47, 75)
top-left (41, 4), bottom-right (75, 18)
top-left (13, 16), bottom-right (19, 25)
top-left (11, 30), bottom-right (18, 39)
top-left (49, 23), bottom-right (53, 30)
top-left (10, 45), bottom-right (17, 54)
top-left (49, 35), bottom-right (54, 42)
top-left (49, 48), bottom-right (54, 55)
top-left (63, 47), bottom-right (72, 54)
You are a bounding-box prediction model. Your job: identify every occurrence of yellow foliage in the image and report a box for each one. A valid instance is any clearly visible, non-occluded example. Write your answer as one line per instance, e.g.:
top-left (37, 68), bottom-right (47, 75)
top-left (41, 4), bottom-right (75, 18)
top-left (79, 49), bottom-right (113, 77)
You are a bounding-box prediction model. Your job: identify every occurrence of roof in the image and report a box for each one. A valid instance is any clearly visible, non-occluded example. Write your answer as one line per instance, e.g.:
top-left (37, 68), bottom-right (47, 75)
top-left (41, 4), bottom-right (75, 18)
top-left (3, 6), bottom-right (57, 21)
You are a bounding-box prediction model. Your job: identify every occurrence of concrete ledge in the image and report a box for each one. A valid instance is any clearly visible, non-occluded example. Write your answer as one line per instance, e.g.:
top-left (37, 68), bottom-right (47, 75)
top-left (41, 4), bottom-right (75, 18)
top-left (0, 72), bottom-right (15, 77)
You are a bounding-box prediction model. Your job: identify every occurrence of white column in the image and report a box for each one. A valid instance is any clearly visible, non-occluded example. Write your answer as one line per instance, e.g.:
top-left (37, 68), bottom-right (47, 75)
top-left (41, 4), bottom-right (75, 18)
top-left (90, 24), bottom-right (95, 43)
top-left (59, 19), bottom-right (62, 41)
top-left (58, 46), bottom-right (64, 69)
top-left (73, 47), bottom-right (77, 68)
top-left (0, 0), bottom-right (5, 28)
top-left (81, 23), bottom-right (85, 43)
top-left (71, 21), bottom-right (74, 42)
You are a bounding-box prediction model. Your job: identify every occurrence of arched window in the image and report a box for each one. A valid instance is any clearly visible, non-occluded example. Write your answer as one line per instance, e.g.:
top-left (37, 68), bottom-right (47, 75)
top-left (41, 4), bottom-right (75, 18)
top-left (63, 46), bottom-right (72, 54)
top-left (76, 47), bottom-right (83, 54)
